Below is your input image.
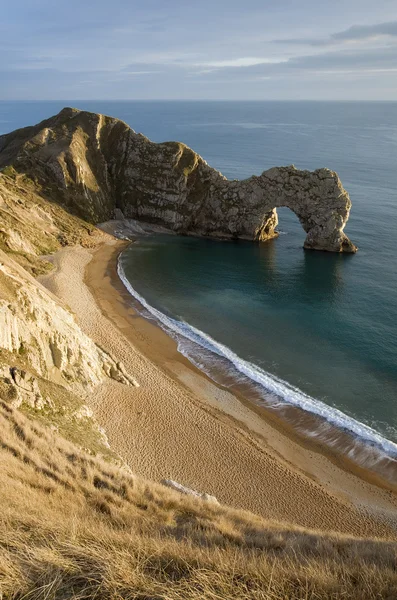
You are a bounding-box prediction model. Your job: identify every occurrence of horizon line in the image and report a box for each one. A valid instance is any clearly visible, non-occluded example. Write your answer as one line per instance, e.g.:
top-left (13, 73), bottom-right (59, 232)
top-left (1, 98), bottom-right (397, 103)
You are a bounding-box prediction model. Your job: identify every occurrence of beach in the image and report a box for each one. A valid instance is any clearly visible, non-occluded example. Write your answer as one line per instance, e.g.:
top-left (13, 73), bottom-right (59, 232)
top-left (39, 230), bottom-right (397, 538)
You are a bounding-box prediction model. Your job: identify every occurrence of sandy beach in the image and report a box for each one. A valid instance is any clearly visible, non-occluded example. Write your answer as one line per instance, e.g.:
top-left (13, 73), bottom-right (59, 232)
top-left (39, 231), bottom-right (397, 538)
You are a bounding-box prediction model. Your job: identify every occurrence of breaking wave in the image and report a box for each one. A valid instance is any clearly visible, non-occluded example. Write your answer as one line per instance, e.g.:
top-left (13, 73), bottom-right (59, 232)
top-left (118, 257), bottom-right (397, 473)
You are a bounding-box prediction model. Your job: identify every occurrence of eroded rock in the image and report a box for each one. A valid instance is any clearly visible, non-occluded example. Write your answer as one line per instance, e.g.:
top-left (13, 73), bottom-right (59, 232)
top-left (0, 252), bottom-right (139, 397)
top-left (0, 108), bottom-right (357, 253)
top-left (6, 366), bottom-right (51, 409)
top-left (161, 479), bottom-right (219, 504)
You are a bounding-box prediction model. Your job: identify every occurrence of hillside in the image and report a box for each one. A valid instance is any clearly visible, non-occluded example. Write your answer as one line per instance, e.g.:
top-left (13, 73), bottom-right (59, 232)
top-left (1, 399), bottom-right (397, 599)
top-left (0, 167), bottom-right (138, 453)
top-left (0, 168), bottom-right (97, 276)
top-left (0, 111), bottom-right (395, 599)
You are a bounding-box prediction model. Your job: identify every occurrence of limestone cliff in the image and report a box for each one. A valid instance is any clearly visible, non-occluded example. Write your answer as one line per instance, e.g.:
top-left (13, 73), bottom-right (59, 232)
top-left (0, 168), bottom-right (100, 275)
top-left (0, 147), bottom-right (140, 450)
top-left (0, 248), bottom-right (137, 452)
top-left (0, 107), bottom-right (357, 253)
top-left (0, 250), bottom-right (136, 391)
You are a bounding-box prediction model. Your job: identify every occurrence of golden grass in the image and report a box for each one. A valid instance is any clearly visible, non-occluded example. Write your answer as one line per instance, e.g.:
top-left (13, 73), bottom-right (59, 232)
top-left (0, 172), bottom-right (98, 276)
top-left (0, 400), bottom-right (396, 599)
top-left (0, 347), bottom-right (114, 460)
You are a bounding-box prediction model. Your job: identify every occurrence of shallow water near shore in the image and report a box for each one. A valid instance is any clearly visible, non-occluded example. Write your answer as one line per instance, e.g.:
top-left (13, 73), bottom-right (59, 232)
top-left (2, 100), bottom-right (397, 476)
top-left (118, 236), bottom-right (397, 481)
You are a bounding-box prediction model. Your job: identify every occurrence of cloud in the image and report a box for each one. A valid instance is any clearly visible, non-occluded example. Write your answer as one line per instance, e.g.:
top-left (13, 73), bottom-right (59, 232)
top-left (272, 38), bottom-right (329, 47)
top-left (332, 21), bottom-right (397, 42)
top-left (122, 71), bottom-right (161, 75)
top-left (194, 57), bottom-right (287, 68)
top-left (121, 53), bottom-right (203, 68)
top-left (120, 56), bottom-right (289, 76)
top-left (288, 45), bottom-right (397, 71)
top-left (273, 20), bottom-right (397, 47)
top-left (190, 45), bottom-right (397, 81)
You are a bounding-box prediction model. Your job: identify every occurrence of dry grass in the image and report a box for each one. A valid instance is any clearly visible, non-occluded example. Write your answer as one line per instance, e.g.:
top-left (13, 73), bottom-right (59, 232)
top-left (0, 400), bottom-right (396, 599)
top-left (0, 172), bottom-right (98, 276)
top-left (0, 347), bottom-right (114, 460)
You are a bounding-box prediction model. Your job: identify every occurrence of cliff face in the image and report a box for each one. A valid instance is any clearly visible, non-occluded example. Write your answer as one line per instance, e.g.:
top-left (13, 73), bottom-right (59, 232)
top-left (0, 168), bottom-right (102, 276)
top-left (0, 107), bottom-right (357, 253)
top-left (0, 246), bottom-right (137, 453)
top-left (0, 250), bottom-right (136, 394)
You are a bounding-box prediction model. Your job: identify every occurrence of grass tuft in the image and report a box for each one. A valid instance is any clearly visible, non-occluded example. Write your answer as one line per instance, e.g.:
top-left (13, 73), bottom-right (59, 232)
top-left (0, 401), bottom-right (396, 599)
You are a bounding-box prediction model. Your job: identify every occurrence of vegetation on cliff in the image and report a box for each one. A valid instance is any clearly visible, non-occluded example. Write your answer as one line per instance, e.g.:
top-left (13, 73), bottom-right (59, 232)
top-left (1, 400), bottom-right (397, 600)
top-left (0, 170), bottom-right (97, 275)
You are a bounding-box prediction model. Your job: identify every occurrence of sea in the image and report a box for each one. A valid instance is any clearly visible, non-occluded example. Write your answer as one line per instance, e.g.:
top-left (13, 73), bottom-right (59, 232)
top-left (1, 100), bottom-right (396, 476)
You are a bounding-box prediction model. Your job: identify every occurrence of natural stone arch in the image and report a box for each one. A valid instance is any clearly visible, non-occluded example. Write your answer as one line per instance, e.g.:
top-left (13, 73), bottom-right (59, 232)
top-left (0, 108), bottom-right (357, 253)
top-left (190, 165), bottom-right (357, 253)
top-left (109, 134), bottom-right (357, 253)
top-left (256, 167), bottom-right (356, 253)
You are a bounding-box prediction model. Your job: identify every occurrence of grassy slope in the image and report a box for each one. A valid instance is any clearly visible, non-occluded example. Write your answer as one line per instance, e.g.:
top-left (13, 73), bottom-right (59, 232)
top-left (0, 170), bottom-right (97, 276)
top-left (1, 400), bottom-right (397, 600)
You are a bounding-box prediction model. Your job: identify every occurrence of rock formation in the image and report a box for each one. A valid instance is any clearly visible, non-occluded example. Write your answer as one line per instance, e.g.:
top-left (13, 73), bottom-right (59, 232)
top-left (161, 479), bottom-right (219, 504)
top-left (0, 170), bottom-right (139, 454)
top-left (0, 169), bottom-right (100, 276)
top-left (0, 250), bottom-right (138, 400)
top-left (0, 107), bottom-right (357, 252)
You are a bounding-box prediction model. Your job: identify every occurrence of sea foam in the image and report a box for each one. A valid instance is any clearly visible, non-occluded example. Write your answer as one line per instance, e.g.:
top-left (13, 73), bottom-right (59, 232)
top-left (118, 258), bottom-right (397, 469)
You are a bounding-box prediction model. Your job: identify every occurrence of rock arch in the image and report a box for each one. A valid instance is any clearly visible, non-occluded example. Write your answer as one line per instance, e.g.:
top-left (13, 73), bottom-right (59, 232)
top-left (0, 108), bottom-right (357, 253)
top-left (186, 165), bottom-right (357, 253)
top-left (260, 167), bottom-right (357, 253)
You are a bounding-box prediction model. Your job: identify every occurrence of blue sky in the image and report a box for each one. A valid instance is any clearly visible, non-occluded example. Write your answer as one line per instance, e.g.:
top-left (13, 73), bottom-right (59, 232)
top-left (2, 0), bottom-right (397, 100)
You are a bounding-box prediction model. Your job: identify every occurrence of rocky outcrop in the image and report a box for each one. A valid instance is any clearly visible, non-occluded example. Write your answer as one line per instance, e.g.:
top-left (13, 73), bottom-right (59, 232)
top-left (0, 250), bottom-right (138, 397)
top-left (0, 364), bottom-right (50, 410)
top-left (161, 479), bottom-right (219, 504)
top-left (0, 107), bottom-right (357, 253)
top-left (0, 170), bottom-right (101, 276)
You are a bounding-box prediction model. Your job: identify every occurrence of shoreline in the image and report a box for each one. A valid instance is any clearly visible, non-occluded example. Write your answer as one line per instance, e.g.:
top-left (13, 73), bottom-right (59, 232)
top-left (116, 243), bottom-right (397, 493)
top-left (40, 234), bottom-right (397, 538)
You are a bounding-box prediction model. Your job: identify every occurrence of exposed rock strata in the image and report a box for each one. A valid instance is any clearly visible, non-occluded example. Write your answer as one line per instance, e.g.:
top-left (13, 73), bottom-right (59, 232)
top-left (0, 170), bottom-right (99, 276)
top-left (0, 364), bottom-right (50, 410)
top-left (0, 158), bottom-right (140, 456)
top-left (0, 107), bottom-right (357, 253)
top-left (0, 250), bottom-right (138, 398)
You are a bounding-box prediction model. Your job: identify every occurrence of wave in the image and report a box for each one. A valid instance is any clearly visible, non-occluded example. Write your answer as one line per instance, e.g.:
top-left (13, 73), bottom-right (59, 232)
top-left (117, 257), bottom-right (397, 466)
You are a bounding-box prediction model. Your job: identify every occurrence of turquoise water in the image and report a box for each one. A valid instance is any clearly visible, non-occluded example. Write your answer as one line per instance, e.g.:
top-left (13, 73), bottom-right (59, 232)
top-left (1, 101), bottom-right (397, 458)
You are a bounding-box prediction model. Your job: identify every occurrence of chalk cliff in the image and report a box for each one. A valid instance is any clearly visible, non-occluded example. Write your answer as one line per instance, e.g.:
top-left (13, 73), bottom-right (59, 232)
top-left (0, 107), bottom-right (357, 252)
top-left (0, 250), bottom-right (137, 395)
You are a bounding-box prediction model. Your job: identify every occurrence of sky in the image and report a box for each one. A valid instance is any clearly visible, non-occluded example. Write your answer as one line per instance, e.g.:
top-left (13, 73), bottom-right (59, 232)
top-left (1, 0), bottom-right (397, 100)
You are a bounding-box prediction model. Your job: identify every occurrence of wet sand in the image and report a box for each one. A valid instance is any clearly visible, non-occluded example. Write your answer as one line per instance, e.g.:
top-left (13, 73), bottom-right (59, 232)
top-left (40, 233), bottom-right (397, 538)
